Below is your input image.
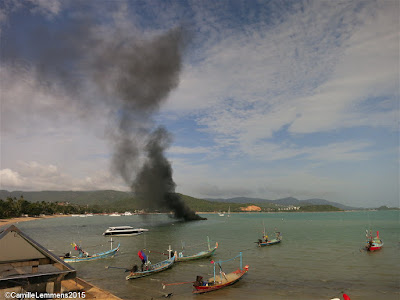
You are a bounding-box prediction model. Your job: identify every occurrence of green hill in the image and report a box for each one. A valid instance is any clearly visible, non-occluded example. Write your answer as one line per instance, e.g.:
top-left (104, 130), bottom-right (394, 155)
top-left (299, 205), bottom-right (342, 212)
top-left (0, 190), bottom-right (132, 206)
top-left (0, 190), bottom-right (343, 213)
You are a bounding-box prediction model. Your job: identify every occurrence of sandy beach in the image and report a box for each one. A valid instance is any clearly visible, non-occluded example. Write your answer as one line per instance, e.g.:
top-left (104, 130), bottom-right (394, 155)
top-left (0, 214), bottom-right (70, 228)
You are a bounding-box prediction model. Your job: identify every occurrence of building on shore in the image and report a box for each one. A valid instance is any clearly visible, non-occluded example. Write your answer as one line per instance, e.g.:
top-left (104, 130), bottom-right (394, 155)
top-left (0, 225), bottom-right (76, 294)
top-left (0, 225), bottom-right (122, 299)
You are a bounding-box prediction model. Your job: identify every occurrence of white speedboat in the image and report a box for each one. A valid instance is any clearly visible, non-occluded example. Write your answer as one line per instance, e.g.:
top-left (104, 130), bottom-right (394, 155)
top-left (103, 226), bottom-right (149, 236)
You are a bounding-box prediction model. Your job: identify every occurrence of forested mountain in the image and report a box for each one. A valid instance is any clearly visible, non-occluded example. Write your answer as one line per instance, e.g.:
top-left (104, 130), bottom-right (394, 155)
top-left (206, 196), bottom-right (358, 210)
top-left (0, 190), bottom-right (353, 217)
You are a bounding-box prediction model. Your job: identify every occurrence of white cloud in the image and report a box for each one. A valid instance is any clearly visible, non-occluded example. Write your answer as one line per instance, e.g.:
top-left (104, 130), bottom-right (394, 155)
top-left (168, 146), bottom-right (211, 155)
top-left (27, 0), bottom-right (62, 17)
top-left (16, 161), bottom-right (58, 177)
top-left (0, 168), bottom-right (23, 188)
top-left (0, 161), bottom-right (127, 191)
top-left (165, 0), bottom-right (399, 159)
top-left (238, 140), bottom-right (373, 163)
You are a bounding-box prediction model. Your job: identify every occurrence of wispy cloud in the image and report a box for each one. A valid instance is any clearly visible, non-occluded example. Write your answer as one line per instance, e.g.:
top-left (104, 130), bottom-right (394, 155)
top-left (0, 161), bottom-right (127, 191)
top-left (0, 0), bottom-right (398, 207)
top-left (166, 0), bottom-right (398, 166)
top-left (168, 146), bottom-right (211, 155)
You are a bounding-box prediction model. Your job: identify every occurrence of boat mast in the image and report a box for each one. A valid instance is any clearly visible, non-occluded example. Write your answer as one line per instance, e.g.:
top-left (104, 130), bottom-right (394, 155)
top-left (214, 260), bottom-right (219, 283)
top-left (263, 221), bottom-right (266, 237)
top-left (167, 245), bottom-right (172, 259)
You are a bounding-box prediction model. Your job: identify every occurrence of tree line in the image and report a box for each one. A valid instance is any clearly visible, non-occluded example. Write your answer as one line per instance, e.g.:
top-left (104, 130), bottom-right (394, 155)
top-left (0, 196), bottom-right (90, 219)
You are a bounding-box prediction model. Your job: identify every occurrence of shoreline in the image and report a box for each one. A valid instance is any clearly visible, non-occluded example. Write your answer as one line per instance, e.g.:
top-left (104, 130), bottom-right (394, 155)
top-left (0, 209), bottom-right (374, 229)
top-left (0, 214), bottom-right (70, 228)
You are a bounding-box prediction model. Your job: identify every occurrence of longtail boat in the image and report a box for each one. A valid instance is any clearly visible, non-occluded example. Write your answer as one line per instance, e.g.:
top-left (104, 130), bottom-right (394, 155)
top-left (62, 240), bottom-right (120, 263)
top-left (175, 237), bottom-right (218, 262)
top-left (193, 252), bottom-right (248, 294)
top-left (126, 246), bottom-right (175, 280)
top-left (256, 232), bottom-right (282, 247)
top-left (256, 223), bottom-right (282, 247)
top-left (365, 230), bottom-right (383, 251)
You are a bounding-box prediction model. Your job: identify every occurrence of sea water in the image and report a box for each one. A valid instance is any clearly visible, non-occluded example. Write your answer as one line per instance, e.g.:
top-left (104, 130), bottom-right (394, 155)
top-left (15, 210), bottom-right (400, 300)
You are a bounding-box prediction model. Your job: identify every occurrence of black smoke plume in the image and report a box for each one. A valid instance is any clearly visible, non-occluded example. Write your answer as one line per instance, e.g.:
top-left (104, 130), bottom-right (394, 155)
top-left (94, 28), bottom-right (206, 221)
top-left (1, 11), bottom-right (205, 221)
top-left (133, 127), bottom-right (205, 221)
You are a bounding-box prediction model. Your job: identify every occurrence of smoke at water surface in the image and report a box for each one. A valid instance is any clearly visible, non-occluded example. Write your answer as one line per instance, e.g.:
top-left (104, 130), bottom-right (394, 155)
top-left (1, 13), bottom-right (205, 221)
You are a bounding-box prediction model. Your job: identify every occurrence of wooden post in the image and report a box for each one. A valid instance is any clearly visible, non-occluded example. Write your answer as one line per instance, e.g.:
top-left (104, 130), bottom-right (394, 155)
top-left (54, 278), bottom-right (62, 293)
top-left (32, 265), bottom-right (38, 273)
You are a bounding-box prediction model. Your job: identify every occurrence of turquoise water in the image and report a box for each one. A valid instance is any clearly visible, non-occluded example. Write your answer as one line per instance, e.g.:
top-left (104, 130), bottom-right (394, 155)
top-left (13, 211), bottom-right (400, 300)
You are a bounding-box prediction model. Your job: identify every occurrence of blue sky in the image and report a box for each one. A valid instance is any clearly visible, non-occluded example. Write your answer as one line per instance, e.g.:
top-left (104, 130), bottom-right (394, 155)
top-left (0, 0), bottom-right (398, 208)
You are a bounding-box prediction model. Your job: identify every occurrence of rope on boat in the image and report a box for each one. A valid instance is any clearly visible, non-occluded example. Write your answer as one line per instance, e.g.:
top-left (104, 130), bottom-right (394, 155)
top-left (213, 253), bottom-right (242, 264)
top-left (147, 249), bottom-right (169, 256)
top-left (162, 281), bottom-right (195, 288)
top-left (82, 243), bottom-right (106, 249)
top-left (238, 246), bottom-right (257, 253)
top-left (105, 266), bottom-right (130, 272)
top-left (180, 241), bottom-right (210, 249)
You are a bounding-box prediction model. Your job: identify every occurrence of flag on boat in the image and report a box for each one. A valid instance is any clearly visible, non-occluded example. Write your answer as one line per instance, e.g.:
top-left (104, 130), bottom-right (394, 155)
top-left (138, 250), bottom-right (147, 262)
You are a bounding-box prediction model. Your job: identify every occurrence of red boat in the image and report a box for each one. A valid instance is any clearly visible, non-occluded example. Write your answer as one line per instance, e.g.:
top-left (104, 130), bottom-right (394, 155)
top-left (365, 230), bottom-right (383, 251)
top-left (193, 252), bottom-right (248, 294)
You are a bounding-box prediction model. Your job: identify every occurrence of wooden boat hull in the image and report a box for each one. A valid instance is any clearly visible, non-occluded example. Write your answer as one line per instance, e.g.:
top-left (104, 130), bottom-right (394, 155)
top-left (63, 244), bottom-right (120, 263)
top-left (365, 232), bottom-right (383, 251)
top-left (365, 230), bottom-right (383, 251)
top-left (366, 241), bottom-right (383, 251)
top-left (126, 256), bottom-right (175, 280)
top-left (176, 245), bottom-right (218, 262)
top-left (193, 268), bottom-right (248, 294)
top-left (258, 238), bottom-right (281, 247)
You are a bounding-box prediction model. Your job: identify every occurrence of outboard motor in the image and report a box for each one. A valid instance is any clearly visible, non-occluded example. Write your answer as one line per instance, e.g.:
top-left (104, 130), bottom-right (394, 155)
top-left (131, 265), bottom-right (138, 272)
top-left (194, 276), bottom-right (203, 286)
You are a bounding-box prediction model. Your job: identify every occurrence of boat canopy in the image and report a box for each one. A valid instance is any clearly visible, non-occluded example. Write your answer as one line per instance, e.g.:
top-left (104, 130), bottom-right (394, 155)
top-left (108, 226), bottom-right (134, 230)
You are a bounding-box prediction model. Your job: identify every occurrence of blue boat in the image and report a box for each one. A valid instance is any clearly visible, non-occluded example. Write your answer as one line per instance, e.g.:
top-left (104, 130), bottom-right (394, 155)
top-left (62, 240), bottom-right (120, 263)
top-left (256, 223), bottom-right (282, 247)
top-left (126, 246), bottom-right (175, 280)
top-left (257, 235), bottom-right (282, 247)
top-left (176, 237), bottom-right (218, 262)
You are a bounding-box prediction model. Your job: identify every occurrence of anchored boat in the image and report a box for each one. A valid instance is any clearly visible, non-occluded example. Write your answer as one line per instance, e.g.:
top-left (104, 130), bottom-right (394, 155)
top-left (193, 252), bottom-right (248, 294)
top-left (256, 223), bottom-right (282, 247)
top-left (125, 246), bottom-right (175, 280)
top-left (175, 237), bottom-right (218, 262)
top-left (62, 240), bottom-right (120, 263)
top-left (103, 226), bottom-right (148, 236)
top-left (257, 231), bottom-right (282, 247)
top-left (365, 230), bottom-right (383, 251)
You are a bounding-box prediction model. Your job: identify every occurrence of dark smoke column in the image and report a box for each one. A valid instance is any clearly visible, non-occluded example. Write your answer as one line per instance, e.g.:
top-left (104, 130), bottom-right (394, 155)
top-left (0, 7), bottom-right (205, 221)
top-left (133, 127), bottom-right (206, 221)
top-left (98, 28), bottom-right (206, 221)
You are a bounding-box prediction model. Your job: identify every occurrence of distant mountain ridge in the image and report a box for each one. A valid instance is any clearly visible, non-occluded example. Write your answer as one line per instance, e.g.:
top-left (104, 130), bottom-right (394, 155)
top-left (0, 190), bottom-right (359, 211)
top-left (204, 196), bottom-right (359, 210)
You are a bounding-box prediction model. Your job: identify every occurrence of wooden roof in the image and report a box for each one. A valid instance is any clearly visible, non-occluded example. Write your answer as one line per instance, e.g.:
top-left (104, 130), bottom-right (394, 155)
top-left (0, 225), bottom-right (76, 289)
